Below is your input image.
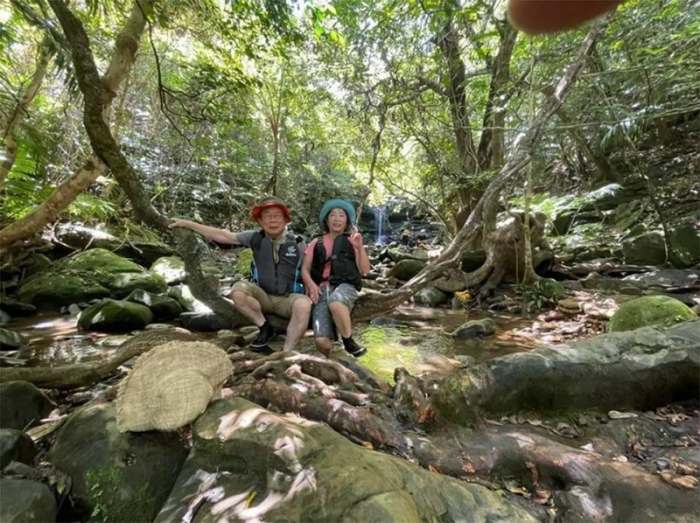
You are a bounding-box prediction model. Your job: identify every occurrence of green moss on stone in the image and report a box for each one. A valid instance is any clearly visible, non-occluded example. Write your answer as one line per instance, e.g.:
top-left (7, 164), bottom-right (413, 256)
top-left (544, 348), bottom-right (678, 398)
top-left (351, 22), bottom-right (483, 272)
top-left (608, 295), bottom-right (696, 332)
top-left (57, 248), bottom-right (145, 274)
top-left (235, 249), bottom-right (254, 278)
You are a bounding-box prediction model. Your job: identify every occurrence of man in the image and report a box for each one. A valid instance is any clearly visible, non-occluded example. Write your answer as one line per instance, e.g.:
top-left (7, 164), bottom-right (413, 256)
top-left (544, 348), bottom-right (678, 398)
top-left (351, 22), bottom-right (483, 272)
top-left (169, 196), bottom-right (312, 352)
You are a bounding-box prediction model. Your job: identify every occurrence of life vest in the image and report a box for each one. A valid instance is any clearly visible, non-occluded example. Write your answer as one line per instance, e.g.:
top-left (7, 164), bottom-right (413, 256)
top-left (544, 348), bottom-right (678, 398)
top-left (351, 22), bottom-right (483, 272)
top-left (249, 230), bottom-right (304, 295)
top-left (310, 234), bottom-right (362, 291)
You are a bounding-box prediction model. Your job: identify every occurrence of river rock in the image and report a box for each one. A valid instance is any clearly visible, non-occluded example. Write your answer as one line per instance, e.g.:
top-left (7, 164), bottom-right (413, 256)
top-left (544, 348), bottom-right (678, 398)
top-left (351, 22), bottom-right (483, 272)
top-left (450, 318), bottom-right (497, 339)
top-left (0, 479), bottom-right (57, 523)
top-left (20, 253), bottom-right (53, 279)
top-left (413, 287), bottom-right (448, 307)
top-left (78, 299), bottom-right (154, 333)
top-left (56, 248), bottom-right (145, 275)
top-left (179, 311), bottom-right (231, 332)
top-left (17, 274), bottom-right (110, 310)
top-left (0, 309), bottom-right (9, 326)
top-left (608, 295), bottom-right (696, 332)
top-left (55, 224), bottom-right (122, 251)
top-left (154, 397), bottom-right (535, 523)
top-left (0, 297), bottom-right (36, 316)
top-left (116, 241), bottom-right (177, 266)
top-left (50, 402), bottom-right (187, 522)
top-left (0, 429), bottom-right (38, 469)
top-left (622, 231), bottom-right (666, 266)
top-left (150, 256), bottom-right (186, 285)
top-left (0, 328), bottom-right (29, 350)
top-left (0, 381), bottom-right (54, 431)
top-left (623, 269), bottom-right (700, 290)
top-left (124, 289), bottom-right (182, 320)
top-left (482, 321), bottom-right (700, 414)
top-left (167, 284), bottom-right (198, 311)
top-left (669, 224), bottom-right (700, 268)
top-left (388, 259), bottom-right (426, 281)
top-left (105, 271), bottom-right (168, 298)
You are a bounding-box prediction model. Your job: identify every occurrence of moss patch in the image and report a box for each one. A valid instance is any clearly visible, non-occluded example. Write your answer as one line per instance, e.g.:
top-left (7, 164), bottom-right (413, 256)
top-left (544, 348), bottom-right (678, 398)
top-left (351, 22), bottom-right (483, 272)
top-left (608, 295), bottom-right (696, 332)
top-left (359, 326), bottom-right (424, 383)
top-left (235, 248), bottom-right (254, 278)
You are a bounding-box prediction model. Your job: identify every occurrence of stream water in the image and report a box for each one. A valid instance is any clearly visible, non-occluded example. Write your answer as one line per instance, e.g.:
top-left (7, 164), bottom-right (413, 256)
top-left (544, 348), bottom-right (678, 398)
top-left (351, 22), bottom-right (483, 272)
top-left (1, 305), bottom-right (542, 384)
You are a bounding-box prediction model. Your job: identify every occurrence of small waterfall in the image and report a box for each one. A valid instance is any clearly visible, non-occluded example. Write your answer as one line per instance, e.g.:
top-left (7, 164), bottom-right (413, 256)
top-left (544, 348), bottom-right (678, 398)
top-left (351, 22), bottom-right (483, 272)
top-left (374, 206), bottom-right (386, 245)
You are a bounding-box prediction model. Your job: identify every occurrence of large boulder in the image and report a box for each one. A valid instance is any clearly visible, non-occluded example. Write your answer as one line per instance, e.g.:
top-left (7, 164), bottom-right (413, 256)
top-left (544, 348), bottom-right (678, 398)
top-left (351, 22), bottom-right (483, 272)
top-left (0, 381), bottom-right (54, 430)
top-left (78, 299), bottom-right (154, 333)
top-left (608, 295), bottom-right (696, 332)
top-left (388, 259), bottom-right (426, 281)
top-left (56, 224), bottom-right (122, 251)
top-left (56, 248), bottom-right (145, 275)
top-left (50, 402), bottom-right (188, 522)
top-left (17, 274), bottom-right (110, 310)
top-left (125, 290), bottom-right (183, 320)
top-left (0, 479), bottom-right (57, 522)
top-left (154, 397), bottom-right (535, 523)
top-left (105, 271), bottom-right (168, 298)
top-left (622, 231), bottom-right (667, 266)
top-left (0, 428), bottom-right (38, 469)
top-left (669, 224), bottom-right (700, 268)
top-left (482, 320), bottom-right (700, 414)
top-left (623, 269), bottom-right (699, 290)
top-left (0, 328), bottom-right (29, 351)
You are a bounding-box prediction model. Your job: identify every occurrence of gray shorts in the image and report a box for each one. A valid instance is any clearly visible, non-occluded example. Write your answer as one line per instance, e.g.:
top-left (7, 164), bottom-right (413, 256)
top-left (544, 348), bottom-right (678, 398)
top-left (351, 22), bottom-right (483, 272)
top-left (312, 283), bottom-right (360, 339)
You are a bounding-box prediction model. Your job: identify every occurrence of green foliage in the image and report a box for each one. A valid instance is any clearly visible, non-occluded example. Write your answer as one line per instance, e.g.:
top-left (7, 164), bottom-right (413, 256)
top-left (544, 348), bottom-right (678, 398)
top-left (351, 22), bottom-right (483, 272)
top-left (515, 279), bottom-right (564, 312)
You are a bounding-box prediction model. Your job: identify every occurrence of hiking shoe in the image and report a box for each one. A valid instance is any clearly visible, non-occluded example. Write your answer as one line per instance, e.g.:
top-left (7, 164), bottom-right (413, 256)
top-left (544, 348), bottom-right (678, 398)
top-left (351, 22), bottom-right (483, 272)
top-left (342, 337), bottom-right (367, 358)
top-left (250, 322), bottom-right (275, 351)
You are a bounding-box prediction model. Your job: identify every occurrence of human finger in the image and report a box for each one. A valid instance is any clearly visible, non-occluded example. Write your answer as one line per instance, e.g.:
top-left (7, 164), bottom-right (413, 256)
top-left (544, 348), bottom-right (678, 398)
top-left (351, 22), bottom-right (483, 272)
top-left (508, 0), bottom-right (624, 35)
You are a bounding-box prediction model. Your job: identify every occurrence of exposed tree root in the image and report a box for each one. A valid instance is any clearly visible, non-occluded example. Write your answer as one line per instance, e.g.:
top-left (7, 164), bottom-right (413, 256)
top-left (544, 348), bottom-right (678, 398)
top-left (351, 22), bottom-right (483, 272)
top-left (0, 328), bottom-right (195, 389)
top-left (225, 351), bottom-right (699, 521)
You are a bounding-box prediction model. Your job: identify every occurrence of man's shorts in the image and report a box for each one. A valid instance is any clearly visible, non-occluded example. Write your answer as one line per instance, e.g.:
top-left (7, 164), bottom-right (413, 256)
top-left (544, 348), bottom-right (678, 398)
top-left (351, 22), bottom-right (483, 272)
top-left (312, 283), bottom-right (360, 339)
top-left (231, 281), bottom-right (309, 318)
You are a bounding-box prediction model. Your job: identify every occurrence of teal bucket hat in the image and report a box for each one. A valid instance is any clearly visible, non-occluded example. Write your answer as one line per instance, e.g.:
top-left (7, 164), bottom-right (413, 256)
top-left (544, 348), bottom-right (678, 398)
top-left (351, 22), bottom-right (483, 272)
top-left (319, 199), bottom-right (356, 232)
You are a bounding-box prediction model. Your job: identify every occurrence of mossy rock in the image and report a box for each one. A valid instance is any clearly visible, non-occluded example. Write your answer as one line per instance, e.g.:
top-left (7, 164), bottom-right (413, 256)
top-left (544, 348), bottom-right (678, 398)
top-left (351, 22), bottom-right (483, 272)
top-left (17, 274), bottom-right (110, 310)
top-left (235, 249), bottom-right (253, 278)
top-left (57, 248), bottom-right (145, 274)
top-left (608, 295), bottom-right (696, 332)
top-left (78, 299), bottom-right (153, 332)
top-left (669, 224), bottom-right (700, 268)
top-left (125, 290), bottom-right (183, 320)
top-left (388, 259), bottom-right (426, 281)
top-left (150, 256), bottom-right (186, 285)
top-left (104, 272), bottom-right (168, 298)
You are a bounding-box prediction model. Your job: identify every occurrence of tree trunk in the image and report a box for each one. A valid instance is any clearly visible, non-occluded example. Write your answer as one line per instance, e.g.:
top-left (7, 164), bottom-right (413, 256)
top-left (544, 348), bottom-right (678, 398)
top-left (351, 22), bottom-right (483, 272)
top-left (477, 20), bottom-right (518, 172)
top-left (0, 0), bottom-right (150, 249)
top-left (0, 36), bottom-right (54, 192)
top-left (46, 0), bottom-right (240, 323)
top-left (356, 20), bottom-right (608, 317)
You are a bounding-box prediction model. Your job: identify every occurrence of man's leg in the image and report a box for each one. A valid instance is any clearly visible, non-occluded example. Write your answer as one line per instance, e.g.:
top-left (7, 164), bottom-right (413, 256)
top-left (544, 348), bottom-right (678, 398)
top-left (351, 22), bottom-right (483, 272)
top-left (231, 282), bottom-right (274, 349)
top-left (281, 295), bottom-right (312, 352)
top-left (231, 281), bottom-right (269, 327)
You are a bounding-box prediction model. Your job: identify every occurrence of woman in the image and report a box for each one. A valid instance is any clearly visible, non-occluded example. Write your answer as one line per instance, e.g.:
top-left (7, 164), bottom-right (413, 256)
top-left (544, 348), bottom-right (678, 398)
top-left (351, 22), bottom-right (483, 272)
top-left (301, 199), bottom-right (371, 357)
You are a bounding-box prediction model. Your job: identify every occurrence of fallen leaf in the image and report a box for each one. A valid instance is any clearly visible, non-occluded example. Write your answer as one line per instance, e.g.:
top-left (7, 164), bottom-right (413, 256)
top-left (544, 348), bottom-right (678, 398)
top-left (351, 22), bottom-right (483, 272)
top-left (608, 410), bottom-right (638, 420)
top-left (361, 441), bottom-right (374, 450)
top-left (666, 413), bottom-right (690, 425)
top-left (661, 472), bottom-right (698, 490)
top-left (245, 490), bottom-right (257, 508)
top-left (428, 464), bottom-right (442, 474)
